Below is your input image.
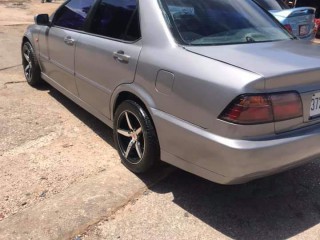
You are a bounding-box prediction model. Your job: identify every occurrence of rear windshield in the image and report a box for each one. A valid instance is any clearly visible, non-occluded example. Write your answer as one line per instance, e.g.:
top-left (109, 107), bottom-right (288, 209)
top-left (254, 0), bottom-right (289, 11)
top-left (159, 0), bottom-right (293, 46)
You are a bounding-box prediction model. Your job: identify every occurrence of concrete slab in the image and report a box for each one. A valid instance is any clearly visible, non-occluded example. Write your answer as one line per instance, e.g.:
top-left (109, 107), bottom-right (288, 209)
top-left (0, 25), bottom-right (25, 70)
top-left (0, 65), bottom-right (174, 238)
top-left (0, 165), bottom-right (173, 240)
top-left (83, 163), bottom-right (320, 240)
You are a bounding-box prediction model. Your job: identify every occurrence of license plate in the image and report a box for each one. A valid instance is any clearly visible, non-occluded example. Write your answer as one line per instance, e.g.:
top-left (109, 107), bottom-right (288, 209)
top-left (310, 92), bottom-right (320, 118)
top-left (299, 25), bottom-right (309, 36)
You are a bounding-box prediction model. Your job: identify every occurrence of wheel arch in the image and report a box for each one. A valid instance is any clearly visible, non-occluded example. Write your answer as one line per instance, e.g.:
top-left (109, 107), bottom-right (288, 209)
top-left (113, 92), bottom-right (147, 115)
top-left (111, 85), bottom-right (159, 136)
top-left (21, 33), bottom-right (33, 49)
top-left (21, 35), bottom-right (37, 63)
top-left (21, 36), bottom-right (31, 57)
top-left (22, 36), bottom-right (30, 44)
top-left (111, 85), bottom-right (156, 120)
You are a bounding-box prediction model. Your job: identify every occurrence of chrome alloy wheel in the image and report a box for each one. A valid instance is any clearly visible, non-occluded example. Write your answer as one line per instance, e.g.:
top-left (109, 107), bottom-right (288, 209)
top-left (116, 111), bottom-right (145, 164)
top-left (23, 47), bottom-right (33, 82)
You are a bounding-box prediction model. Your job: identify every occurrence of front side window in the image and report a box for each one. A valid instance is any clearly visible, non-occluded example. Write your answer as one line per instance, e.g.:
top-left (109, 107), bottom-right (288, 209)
top-left (54, 0), bottom-right (95, 30)
top-left (160, 0), bottom-right (293, 46)
top-left (89, 0), bottom-right (140, 41)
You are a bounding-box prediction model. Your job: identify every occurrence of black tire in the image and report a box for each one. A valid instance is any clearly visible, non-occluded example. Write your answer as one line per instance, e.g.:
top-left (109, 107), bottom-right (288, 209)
top-left (113, 100), bottom-right (160, 173)
top-left (22, 41), bottom-right (42, 86)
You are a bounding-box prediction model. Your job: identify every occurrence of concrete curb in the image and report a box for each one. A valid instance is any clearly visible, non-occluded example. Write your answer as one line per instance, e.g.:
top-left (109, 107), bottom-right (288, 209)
top-left (0, 166), bottom-right (173, 240)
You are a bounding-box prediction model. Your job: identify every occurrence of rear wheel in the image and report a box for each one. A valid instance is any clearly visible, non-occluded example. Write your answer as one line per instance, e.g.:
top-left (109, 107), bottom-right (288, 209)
top-left (22, 41), bottom-right (41, 86)
top-left (113, 100), bottom-right (160, 173)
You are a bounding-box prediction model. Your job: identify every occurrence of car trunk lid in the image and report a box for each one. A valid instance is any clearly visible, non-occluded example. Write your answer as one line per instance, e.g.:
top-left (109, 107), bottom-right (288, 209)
top-left (184, 40), bottom-right (320, 131)
top-left (184, 40), bottom-right (320, 88)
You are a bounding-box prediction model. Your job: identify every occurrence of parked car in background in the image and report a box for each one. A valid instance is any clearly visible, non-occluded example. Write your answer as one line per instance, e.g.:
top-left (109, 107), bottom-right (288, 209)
top-left (22, 0), bottom-right (320, 184)
top-left (255, 0), bottom-right (316, 39)
top-left (291, 0), bottom-right (320, 38)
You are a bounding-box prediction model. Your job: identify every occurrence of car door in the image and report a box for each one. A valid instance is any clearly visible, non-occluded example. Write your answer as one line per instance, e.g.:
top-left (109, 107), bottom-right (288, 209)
top-left (74, 0), bottom-right (142, 118)
top-left (45, 0), bottom-right (95, 96)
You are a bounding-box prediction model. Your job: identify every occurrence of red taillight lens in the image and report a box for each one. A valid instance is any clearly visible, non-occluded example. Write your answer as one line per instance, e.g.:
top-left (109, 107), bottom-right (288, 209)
top-left (220, 95), bottom-right (273, 124)
top-left (270, 93), bottom-right (303, 121)
top-left (219, 92), bottom-right (302, 125)
top-left (284, 24), bottom-right (293, 33)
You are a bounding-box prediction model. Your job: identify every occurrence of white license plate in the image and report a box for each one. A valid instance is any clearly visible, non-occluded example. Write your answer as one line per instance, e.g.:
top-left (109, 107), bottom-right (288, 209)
top-left (299, 25), bottom-right (309, 36)
top-left (310, 92), bottom-right (320, 118)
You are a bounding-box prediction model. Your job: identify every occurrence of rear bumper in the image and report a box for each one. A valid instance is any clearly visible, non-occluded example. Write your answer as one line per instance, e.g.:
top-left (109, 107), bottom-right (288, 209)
top-left (152, 108), bottom-right (320, 184)
top-left (298, 32), bottom-right (315, 40)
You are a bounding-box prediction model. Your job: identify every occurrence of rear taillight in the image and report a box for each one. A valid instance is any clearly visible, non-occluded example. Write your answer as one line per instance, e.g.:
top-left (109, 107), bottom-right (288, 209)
top-left (219, 92), bottom-right (302, 125)
top-left (220, 95), bottom-right (273, 124)
top-left (284, 24), bottom-right (293, 33)
top-left (270, 93), bottom-right (302, 121)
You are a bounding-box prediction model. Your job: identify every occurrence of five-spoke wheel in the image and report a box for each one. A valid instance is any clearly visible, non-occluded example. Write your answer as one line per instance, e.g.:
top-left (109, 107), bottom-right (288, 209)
top-left (23, 47), bottom-right (33, 82)
top-left (114, 100), bottom-right (160, 173)
top-left (117, 111), bottom-right (145, 163)
top-left (22, 41), bottom-right (41, 86)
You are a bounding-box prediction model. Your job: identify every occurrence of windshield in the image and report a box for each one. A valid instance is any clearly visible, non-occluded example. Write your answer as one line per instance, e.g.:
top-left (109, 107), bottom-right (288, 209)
top-left (159, 0), bottom-right (293, 46)
top-left (254, 0), bottom-right (289, 10)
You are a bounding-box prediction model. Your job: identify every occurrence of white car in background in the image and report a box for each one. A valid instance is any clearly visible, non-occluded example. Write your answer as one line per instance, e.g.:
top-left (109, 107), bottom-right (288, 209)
top-left (255, 0), bottom-right (316, 39)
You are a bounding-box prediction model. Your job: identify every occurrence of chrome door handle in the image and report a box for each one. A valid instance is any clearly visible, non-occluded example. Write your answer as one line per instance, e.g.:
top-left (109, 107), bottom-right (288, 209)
top-left (113, 50), bottom-right (130, 64)
top-left (64, 36), bottom-right (75, 46)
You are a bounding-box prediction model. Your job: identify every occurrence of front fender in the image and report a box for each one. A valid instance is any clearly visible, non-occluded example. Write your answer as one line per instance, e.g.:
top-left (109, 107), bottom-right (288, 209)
top-left (22, 25), bottom-right (40, 56)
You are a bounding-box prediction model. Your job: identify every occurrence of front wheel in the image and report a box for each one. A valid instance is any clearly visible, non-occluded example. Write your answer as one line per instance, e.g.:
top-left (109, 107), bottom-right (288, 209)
top-left (22, 41), bottom-right (41, 86)
top-left (113, 100), bottom-right (160, 173)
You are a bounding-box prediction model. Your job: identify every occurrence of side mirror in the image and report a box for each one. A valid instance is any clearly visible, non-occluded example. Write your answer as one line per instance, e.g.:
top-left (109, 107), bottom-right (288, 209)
top-left (34, 14), bottom-right (49, 26)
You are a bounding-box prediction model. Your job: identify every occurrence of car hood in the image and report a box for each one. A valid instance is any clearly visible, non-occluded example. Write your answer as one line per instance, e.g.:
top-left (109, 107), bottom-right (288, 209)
top-left (269, 7), bottom-right (315, 18)
top-left (184, 40), bottom-right (320, 78)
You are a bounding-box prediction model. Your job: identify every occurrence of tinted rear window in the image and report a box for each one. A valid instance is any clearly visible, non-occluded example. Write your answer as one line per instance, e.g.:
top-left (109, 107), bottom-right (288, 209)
top-left (160, 0), bottom-right (292, 45)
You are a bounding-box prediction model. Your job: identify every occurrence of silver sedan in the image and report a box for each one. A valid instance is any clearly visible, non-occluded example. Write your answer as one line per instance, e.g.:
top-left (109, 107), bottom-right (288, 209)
top-left (22, 0), bottom-right (320, 184)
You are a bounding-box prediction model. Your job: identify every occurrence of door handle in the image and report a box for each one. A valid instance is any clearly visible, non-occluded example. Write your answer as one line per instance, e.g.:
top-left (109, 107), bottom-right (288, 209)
top-left (113, 50), bottom-right (130, 64)
top-left (64, 36), bottom-right (75, 46)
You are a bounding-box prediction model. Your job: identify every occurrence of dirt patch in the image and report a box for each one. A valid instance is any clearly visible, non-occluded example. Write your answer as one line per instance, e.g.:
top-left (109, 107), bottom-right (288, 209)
top-left (4, 2), bottom-right (28, 9)
top-left (0, 0), bottom-right (59, 26)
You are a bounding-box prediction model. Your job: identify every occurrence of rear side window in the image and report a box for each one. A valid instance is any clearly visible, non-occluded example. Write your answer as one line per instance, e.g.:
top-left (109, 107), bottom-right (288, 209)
top-left (54, 0), bottom-right (95, 30)
top-left (89, 0), bottom-right (141, 41)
